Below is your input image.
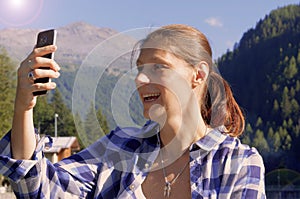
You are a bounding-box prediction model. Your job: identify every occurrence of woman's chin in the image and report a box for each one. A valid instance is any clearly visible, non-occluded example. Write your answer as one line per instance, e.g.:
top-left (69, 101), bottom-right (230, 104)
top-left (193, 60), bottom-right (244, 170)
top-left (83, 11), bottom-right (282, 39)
top-left (143, 111), bottom-right (150, 119)
top-left (143, 104), bottom-right (167, 127)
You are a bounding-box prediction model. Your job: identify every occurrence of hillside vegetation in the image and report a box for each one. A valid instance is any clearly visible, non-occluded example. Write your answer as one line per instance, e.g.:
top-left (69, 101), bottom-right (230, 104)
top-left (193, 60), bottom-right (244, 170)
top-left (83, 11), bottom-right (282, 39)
top-left (218, 4), bottom-right (300, 174)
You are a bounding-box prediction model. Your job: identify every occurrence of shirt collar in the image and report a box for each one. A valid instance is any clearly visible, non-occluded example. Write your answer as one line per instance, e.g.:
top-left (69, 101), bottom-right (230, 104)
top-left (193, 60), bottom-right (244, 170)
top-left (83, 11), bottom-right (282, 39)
top-left (144, 121), bottom-right (229, 152)
top-left (191, 126), bottom-right (228, 152)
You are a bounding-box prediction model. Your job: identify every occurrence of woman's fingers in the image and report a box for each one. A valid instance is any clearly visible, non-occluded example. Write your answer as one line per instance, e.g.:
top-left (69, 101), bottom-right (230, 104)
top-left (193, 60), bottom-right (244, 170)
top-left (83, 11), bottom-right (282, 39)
top-left (29, 56), bottom-right (60, 71)
top-left (19, 46), bottom-right (60, 76)
top-left (29, 67), bottom-right (60, 80)
top-left (30, 45), bottom-right (57, 59)
top-left (26, 46), bottom-right (60, 71)
top-left (14, 45), bottom-right (60, 110)
top-left (31, 82), bottom-right (57, 93)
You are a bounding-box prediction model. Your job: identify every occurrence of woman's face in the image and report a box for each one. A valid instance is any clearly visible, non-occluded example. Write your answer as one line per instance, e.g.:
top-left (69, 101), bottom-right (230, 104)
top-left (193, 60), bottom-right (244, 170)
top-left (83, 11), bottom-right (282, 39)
top-left (135, 48), bottom-right (197, 124)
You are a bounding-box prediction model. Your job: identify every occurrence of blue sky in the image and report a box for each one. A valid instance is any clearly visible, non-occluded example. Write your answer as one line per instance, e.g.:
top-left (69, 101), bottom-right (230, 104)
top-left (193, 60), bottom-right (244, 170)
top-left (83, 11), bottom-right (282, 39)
top-left (0, 0), bottom-right (299, 59)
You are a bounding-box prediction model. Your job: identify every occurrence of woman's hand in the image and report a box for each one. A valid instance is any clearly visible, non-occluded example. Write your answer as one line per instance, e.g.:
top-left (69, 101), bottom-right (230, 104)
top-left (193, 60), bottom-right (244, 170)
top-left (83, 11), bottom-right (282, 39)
top-left (11, 45), bottom-right (60, 159)
top-left (15, 45), bottom-right (60, 111)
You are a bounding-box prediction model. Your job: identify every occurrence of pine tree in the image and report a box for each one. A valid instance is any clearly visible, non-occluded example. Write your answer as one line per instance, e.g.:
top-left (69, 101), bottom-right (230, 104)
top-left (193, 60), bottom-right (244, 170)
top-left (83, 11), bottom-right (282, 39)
top-left (287, 118), bottom-right (293, 129)
top-left (0, 49), bottom-right (16, 138)
top-left (255, 117), bottom-right (263, 128)
top-left (281, 86), bottom-right (292, 118)
top-left (96, 107), bottom-right (109, 135)
top-left (296, 80), bottom-right (300, 92)
top-left (50, 89), bottom-right (76, 137)
top-left (290, 87), bottom-right (296, 98)
top-left (73, 112), bottom-right (86, 149)
top-left (283, 56), bottom-right (298, 79)
top-left (252, 129), bottom-right (269, 154)
top-left (267, 127), bottom-right (275, 150)
top-left (273, 131), bottom-right (281, 152)
top-left (295, 124), bottom-right (300, 138)
top-left (273, 99), bottom-right (279, 112)
top-left (33, 95), bottom-right (54, 135)
top-left (83, 102), bottom-right (102, 147)
top-left (278, 126), bottom-right (292, 150)
top-left (241, 123), bottom-right (253, 145)
top-left (291, 98), bottom-right (299, 115)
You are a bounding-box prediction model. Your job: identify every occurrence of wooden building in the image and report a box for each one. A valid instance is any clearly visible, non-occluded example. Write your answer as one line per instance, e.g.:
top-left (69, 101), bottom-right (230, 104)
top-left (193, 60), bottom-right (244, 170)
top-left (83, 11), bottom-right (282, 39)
top-left (43, 136), bottom-right (80, 163)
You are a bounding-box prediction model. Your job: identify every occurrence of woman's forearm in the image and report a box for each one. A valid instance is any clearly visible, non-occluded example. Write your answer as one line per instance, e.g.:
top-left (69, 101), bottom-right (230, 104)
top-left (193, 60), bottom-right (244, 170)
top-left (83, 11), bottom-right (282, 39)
top-left (11, 45), bottom-right (59, 160)
top-left (11, 108), bottom-right (36, 160)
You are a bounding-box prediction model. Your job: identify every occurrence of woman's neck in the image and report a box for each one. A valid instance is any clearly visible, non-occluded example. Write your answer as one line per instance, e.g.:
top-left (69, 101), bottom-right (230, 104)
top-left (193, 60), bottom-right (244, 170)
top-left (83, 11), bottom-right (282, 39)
top-left (158, 117), bottom-right (207, 158)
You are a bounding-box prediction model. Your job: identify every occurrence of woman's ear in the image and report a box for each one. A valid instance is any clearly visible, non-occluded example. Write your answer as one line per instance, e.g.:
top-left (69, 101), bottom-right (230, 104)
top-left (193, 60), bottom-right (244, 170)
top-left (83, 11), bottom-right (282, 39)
top-left (192, 62), bottom-right (209, 88)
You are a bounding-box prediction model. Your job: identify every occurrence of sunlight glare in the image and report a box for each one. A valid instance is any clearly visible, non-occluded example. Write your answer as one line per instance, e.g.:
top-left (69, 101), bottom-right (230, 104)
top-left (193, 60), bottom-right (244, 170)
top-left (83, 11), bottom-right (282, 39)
top-left (0, 0), bottom-right (44, 26)
top-left (10, 0), bottom-right (25, 9)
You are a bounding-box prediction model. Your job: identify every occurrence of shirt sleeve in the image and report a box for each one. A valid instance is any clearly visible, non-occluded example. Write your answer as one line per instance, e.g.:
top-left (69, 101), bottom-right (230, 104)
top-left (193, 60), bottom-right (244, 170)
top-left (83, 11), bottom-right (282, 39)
top-left (231, 147), bottom-right (266, 199)
top-left (0, 131), bottom-right (94, 198)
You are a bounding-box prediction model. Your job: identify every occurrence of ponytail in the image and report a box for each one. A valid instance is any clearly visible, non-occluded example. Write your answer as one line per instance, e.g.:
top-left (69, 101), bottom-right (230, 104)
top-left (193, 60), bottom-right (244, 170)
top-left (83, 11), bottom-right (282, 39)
top-left (201, 71), bottom-right (245, 137)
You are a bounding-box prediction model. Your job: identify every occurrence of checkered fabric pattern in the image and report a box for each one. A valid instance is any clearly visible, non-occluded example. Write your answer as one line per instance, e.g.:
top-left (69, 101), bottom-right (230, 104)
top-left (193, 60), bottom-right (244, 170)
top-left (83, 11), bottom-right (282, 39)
top-left (0, 121), bottom-right (265, 198)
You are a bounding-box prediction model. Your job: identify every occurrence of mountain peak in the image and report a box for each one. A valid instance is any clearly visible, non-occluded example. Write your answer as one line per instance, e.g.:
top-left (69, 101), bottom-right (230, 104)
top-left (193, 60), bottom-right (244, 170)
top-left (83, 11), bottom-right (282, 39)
top-left (0, 22), bottom-right (120, 67)
top-left (60, 21), bottom-right (117, 36)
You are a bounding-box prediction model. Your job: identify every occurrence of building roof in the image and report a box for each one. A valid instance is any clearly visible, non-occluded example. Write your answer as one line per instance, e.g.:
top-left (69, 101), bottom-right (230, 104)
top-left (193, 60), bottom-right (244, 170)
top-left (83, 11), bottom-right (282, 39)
top-left (43, 136), bottom-right (80, 153)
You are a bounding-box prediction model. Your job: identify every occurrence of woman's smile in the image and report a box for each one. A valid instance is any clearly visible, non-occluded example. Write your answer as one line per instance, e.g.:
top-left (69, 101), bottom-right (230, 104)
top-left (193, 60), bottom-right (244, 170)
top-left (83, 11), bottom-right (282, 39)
top-left (142, 92), bottom-right (161, 103)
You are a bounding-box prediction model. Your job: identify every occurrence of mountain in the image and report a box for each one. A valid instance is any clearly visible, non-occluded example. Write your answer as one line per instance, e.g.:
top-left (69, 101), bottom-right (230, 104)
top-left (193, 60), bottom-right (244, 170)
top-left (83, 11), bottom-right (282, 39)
top-left (0, 22), bottom-right (119, 69)
top-left (218, 4), bottom-right (300, 174)
top-left (0, 22), bottom-right (144, 129)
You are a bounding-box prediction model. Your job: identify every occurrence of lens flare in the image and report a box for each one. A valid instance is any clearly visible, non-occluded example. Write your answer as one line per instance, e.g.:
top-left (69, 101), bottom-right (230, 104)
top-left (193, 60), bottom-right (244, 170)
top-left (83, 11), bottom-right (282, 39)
top-left (0, 0), bottom-right (43, 27)
top-left (11, 0), bottom-right (25, 8)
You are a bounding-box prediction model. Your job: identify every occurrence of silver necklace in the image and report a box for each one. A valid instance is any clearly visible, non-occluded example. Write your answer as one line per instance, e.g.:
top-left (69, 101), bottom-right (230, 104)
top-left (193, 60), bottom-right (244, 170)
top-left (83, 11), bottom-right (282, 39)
top-left (157, 126), bottom-right (208, 197)
top-left (159, 146), bottom-right (189, 198)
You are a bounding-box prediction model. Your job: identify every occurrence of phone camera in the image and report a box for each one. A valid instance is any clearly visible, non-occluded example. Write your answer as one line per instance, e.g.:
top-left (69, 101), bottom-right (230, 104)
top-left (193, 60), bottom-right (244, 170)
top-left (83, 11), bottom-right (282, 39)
top-left (40, 36), bottom-right (48, 45)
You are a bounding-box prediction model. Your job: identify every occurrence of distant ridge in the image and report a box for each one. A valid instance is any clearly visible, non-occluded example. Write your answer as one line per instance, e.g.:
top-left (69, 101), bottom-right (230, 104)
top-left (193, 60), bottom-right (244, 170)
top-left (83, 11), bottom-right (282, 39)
top-left (0, 22), bottom-right (119, 69)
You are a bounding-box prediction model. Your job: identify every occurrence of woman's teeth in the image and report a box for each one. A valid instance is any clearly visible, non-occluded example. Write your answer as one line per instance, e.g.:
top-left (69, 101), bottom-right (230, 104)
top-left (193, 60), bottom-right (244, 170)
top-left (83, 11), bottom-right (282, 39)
top-left (143, 93), bottom-right (160, 102)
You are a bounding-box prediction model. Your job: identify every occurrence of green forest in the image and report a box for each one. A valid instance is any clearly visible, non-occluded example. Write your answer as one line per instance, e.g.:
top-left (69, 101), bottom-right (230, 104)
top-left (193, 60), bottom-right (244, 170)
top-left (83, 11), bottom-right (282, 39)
top-left (217, 4), bottom-right (300, 186)
top-left (0, 51), bottom-right (110, 148)
top-left (0, 4), bottom-right (299, 188)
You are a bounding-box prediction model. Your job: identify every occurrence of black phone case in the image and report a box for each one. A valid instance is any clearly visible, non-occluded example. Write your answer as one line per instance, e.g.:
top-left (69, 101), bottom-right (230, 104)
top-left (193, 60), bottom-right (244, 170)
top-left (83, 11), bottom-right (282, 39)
top-left (33, 29), bottom-right (56, 96)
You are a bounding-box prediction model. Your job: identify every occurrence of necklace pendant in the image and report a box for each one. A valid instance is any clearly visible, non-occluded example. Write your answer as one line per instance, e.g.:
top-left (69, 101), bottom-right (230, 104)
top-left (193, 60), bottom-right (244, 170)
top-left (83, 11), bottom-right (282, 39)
top-left (164, 182), bottom-right (171, 197)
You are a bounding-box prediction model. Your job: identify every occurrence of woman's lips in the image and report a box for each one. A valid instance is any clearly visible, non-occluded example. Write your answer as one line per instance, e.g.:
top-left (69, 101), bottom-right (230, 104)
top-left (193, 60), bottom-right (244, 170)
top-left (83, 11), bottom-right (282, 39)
top-left (142, 93), bottom-right (161, 102)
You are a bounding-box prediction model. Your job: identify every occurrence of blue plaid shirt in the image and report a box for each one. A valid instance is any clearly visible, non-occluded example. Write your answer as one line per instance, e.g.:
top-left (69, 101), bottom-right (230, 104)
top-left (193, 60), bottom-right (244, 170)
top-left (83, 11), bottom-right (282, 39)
top-left (0, 121), bottom-right (265, 198)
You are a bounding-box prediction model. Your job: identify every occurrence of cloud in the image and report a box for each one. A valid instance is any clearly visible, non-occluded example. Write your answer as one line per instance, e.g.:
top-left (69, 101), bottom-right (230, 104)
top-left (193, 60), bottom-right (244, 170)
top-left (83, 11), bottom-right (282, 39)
top-left (205, 17), bottom-right (223, 28)
top-left (226, 40), bottom-right (234, 48)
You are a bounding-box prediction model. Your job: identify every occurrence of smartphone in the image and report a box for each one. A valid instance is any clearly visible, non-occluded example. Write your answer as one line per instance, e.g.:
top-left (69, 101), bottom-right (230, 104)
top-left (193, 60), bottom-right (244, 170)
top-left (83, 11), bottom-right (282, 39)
top-left (33, 29), bottom-right (57, 96)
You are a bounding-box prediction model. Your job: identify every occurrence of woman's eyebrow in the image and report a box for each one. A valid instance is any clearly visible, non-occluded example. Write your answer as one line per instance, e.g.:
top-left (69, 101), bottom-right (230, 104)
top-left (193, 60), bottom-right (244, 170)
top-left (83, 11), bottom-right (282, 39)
top-left (152, 57), bottom-right (172, 67)
top-left (136, 56), bottom-right (172, 66)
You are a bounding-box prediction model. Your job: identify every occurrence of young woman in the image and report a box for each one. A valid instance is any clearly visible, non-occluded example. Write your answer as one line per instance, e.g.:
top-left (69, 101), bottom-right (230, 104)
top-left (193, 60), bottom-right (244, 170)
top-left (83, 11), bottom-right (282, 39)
top-left (0, 24), bottom-right (265, 198)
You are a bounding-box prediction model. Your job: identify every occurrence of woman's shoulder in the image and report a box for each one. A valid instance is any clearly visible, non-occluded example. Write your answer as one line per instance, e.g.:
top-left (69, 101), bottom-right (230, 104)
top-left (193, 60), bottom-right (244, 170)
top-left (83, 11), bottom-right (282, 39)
top-left (217, 130), bottom-right (264, 167)
top-left (75, 121), bottom-right (160, 158)
top-left (105, 120), bottom-right (159, 147)
top-left (222, 132), bottom-right (261, 155)
top-left (59, 121), bottom-right (160, 172)
top-left (197, 126), bottom-right (264, 164)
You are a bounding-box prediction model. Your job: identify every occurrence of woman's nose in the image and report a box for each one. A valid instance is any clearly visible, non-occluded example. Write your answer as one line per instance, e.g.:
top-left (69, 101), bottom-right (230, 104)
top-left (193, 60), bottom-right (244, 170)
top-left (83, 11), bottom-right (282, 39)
top-left (135, 71), bottom-right (150, 87)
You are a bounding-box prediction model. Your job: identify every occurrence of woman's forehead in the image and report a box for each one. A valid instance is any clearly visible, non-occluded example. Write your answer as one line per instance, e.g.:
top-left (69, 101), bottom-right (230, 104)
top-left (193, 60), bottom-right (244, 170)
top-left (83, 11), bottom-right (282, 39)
top-left (136, 49), bottom-right (175, 66)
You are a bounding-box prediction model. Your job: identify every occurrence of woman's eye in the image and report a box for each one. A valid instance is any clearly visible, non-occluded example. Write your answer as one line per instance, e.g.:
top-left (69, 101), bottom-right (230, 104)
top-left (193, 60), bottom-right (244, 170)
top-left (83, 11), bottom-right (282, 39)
top-left (136, 64), bottom-right (168, 73)
top-left (137, 65), bottom-right (144, 72)
top-left (153, 64), bottom-right (168, 70)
